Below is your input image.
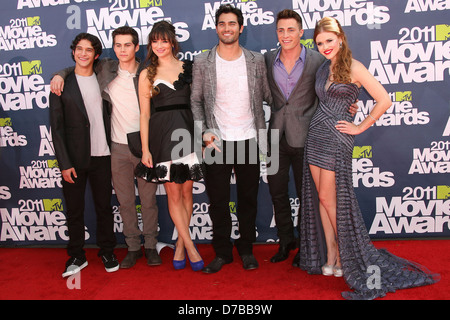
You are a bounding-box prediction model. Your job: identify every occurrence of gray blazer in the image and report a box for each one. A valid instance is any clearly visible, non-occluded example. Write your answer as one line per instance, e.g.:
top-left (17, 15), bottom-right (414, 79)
top-left (264, 47), bottom-right (325, 148)
top-left (191, 45), bottom-right (272, 154)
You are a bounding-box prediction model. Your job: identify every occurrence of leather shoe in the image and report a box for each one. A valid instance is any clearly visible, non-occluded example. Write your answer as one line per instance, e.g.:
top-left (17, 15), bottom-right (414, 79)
top-left (145, 248), bottom-right (162, 266)
top-left (241, 254), bottom-right (259, 270)
top-left (202, 257), bottom-right (232, 274)
top-left (120, 250), bottom-right (143, 269)
top-left (270, 241), bottom-right (296, 263)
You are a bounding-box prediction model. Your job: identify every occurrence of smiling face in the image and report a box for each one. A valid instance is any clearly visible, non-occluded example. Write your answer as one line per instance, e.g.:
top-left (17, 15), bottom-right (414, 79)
top-left (216, 12), bottom-right (243, 45)
top-left (276, 18), bottom-right (303, 52)
top-left (72, 39), bottom-right (98, 71)
top-left (315, 31), bottom-right (341, 62)
top-left (113, 34), bottom-right (139, 64)
top-left (151, 37), bottom-right (172, 59)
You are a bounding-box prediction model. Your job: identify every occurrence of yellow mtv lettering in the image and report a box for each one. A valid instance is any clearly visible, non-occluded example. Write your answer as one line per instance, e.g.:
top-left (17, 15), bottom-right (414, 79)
top-left (436, 185), bottom-right (450, 200)
top-left (301, 39), bottom-right (314, 49)
top-left (353, 146), bottom-right (372, 159)
top-left (47, 159), bottom-right (59, 168)
top-left (0, 118), bottom-right (12, 127)
top-left (140, 0), bottom-right (162, 7)
top-left (43, 199), bottom-right (63, 211)
top-left (27, 16), bottom-right (41, 26)
top-left (436, 24), bottom-right (450, 41)
top-left (21, 60), bottom-right (42, 75)
top-left (395, 91), bottom-right (412, 101)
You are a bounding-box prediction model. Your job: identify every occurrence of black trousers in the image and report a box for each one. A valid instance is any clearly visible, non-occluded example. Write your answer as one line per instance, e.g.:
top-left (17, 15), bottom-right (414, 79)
top-left (204, 139), bottom-right (260, 261)
top-left (267, 134), bottom-right (304, 246)
top-left (62, 156), bottom-right (116, 259)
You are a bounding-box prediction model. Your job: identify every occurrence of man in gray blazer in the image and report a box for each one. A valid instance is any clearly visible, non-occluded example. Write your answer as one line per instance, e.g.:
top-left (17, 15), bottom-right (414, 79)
top-left (191, 4), bottom-right (272, 273)
top-left (265, 10), bottom-right (325, 266)
top-left (265, 10), bottom-right (355, 266)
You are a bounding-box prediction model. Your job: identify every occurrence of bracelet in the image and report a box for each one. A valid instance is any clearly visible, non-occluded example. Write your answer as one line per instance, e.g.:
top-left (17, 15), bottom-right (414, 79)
top-left (368, 113), bottom-right (377, 121)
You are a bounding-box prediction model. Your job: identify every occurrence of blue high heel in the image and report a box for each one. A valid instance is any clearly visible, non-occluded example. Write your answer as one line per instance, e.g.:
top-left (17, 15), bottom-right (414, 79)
top-left (187, 245), bottom-right (204, 272)
top-left (173, 247), bottom-right (186, 270)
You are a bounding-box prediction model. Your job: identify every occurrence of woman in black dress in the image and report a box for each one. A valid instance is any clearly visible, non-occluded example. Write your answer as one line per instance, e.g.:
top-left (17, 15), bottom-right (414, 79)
top-left (138, 21), bottom-right (204, 271)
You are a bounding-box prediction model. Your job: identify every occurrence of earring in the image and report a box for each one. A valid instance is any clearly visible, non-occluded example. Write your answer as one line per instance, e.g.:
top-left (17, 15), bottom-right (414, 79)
top-left (339, 42), bottom-right (342, 48)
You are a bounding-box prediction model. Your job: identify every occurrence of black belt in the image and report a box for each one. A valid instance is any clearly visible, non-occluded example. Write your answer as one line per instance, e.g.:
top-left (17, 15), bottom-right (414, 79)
top-left (154, 104), bottom-right (190, 112)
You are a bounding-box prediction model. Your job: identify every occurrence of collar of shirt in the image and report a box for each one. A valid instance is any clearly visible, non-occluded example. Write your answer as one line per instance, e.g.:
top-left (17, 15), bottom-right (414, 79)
top-left (273, 44), bottom-right (306, 100)
top-left (274, 44), bottom-right (306, 69)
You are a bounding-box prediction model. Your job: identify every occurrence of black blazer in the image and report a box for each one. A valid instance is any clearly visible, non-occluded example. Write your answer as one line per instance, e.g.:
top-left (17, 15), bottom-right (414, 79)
top-left (49, 71), bottom-right (111, 171)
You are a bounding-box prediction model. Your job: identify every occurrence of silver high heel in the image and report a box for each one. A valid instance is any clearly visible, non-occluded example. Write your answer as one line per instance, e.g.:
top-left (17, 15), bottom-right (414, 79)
top-left (321, 263), bottom-right (334, 276)
top-left (333, 265), bottom-right (343, 277)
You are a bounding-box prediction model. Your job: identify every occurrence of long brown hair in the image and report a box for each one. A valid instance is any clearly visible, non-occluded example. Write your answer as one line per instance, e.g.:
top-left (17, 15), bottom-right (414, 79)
top-left (314, 17), bottom-right (352, 84)
top-left (145, 20), bottom-right (180, 96)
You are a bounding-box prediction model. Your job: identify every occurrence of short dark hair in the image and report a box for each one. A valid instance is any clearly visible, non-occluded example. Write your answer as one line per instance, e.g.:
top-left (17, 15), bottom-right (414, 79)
top-left (112, 26), bottom-right (139, 46)
top-left (215, 4), bottom-right (244, 27)
top-left (276, 9), bottom-right (303, 29)
top-left (70, 33), bottom-right (102, 62)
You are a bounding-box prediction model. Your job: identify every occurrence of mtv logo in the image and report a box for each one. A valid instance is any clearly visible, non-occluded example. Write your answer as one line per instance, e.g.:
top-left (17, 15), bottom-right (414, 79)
top-left (139, 0), bottom-right (162, 7)
top-left (395, 91), bottom-right (412, 101)
top-left (353, 146), bottom-right (372, 159)
top-left (47, 159), bottom-right (59, 168)
top-left (21, 60), bottom-right (42, 75)
top-left (436, 185), bottom-right (450, 200)
top-left (0, 118), bottom-right (12, 127)
top-left (27, 16), bottom-right (41, 26)
top-left (436, 24), bottom-right (450, 41)
top-left (300, 39), bottom-right (314, 49)
top-left (229, 201), bottom-right (236, 214)
top-left (43, 199), bottom-right (63, 211)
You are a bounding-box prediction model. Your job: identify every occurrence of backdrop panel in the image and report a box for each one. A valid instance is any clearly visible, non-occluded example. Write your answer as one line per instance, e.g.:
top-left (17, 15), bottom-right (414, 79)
top-left (1, 0), bottom-right (449, 247)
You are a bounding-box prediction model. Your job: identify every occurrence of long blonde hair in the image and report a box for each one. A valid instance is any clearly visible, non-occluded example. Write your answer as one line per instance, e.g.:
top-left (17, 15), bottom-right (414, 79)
top-left (314, 17), bottom-right (352, 84)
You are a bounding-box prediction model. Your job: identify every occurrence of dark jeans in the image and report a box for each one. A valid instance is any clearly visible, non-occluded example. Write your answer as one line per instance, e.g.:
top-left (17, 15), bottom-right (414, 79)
top-left (267, 134), bottom-right (304, 246)
top-left (62, 156), bottom-right (116, 259)
top-left (204, 138), bottom-right (260, 261)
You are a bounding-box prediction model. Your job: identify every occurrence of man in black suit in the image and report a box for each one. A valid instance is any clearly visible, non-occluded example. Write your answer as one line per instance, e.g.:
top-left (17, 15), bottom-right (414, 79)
top-left (49, 33), bottom-right (118, 278)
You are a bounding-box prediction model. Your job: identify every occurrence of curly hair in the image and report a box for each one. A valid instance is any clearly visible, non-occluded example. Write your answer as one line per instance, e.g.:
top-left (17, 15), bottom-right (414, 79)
top-left (70, 33), bottom-right (102, 64)
top-left (314, 17), bottom-right (353, 84)
top-left (144, 20), bottom-right (180, 96)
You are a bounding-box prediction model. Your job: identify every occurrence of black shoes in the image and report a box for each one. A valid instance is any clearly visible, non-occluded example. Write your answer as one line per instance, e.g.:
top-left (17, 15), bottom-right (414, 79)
top-left (62, 257), bottom-right (88, 278)
top-left (62, 253), bottom-right (119, 278)
top-left (202, 257), bottom-right (233, 274)
top-left (241, 254), bottom-right (259, 270)
top-left (101, 253), bottom-right (120, 273)
top-left (202, 254), bottom-right (259, 273)
top-left (270, 241), bottom-right (297, 263)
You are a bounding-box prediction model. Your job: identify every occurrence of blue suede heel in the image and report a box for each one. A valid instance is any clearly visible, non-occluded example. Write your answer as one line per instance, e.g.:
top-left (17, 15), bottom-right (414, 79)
top-left (188, 245), bottom-right (204, 272)
top-left (173, 248), bottom-right (186, 270)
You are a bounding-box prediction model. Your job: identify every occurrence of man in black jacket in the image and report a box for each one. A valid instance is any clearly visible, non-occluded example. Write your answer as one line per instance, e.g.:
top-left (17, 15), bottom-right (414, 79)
top-left (49, 33), bottom-right (118, 278)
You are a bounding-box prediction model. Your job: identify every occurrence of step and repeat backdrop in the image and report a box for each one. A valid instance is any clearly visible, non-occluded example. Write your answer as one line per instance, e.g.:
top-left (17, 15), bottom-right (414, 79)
top-left (0, 0), bottom-right (449, 247)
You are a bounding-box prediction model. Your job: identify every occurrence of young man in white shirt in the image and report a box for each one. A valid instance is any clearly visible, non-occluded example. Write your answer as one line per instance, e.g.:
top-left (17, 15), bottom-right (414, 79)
top-left (50, 33), bottom-right (119, 277)
top-left (51, 27), bottom-right (160, 269)
top-left (191, 5), bottom-right (272, 273)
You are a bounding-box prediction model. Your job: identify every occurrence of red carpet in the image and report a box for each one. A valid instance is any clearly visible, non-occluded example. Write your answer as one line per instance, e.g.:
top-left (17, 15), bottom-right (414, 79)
top-left (0, 240), bottom-right (448, 301)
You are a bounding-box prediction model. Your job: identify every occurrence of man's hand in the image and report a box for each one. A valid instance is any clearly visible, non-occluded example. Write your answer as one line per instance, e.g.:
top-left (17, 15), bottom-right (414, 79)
top-left (62, 168), bottom-right (77, 183)
top-left (203, 132), bottom-right (221, 152)
top-left (50, 75), bottom-right (65, 96)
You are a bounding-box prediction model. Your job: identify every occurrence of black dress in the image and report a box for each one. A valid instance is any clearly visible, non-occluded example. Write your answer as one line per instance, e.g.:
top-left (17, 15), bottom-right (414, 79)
top-left (299, 60), bottom-right (440, 300)
top-left (135, 61), bottom-right (203, 184)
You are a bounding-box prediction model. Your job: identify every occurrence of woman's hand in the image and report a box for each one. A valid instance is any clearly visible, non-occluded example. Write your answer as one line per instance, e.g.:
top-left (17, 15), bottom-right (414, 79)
top-left (141, 151), bottom-right (153, 168)
top-left (335, 120), bottom-right (363, 135)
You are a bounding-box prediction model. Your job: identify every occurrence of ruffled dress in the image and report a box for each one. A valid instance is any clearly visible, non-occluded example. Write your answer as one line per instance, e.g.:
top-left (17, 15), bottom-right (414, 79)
top-left (135, 61), bottom-right (204, 183)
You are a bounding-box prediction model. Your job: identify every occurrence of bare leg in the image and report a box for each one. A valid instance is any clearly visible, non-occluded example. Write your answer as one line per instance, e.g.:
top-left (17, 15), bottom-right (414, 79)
top-left (309, 165), bottom-right (340, 268)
